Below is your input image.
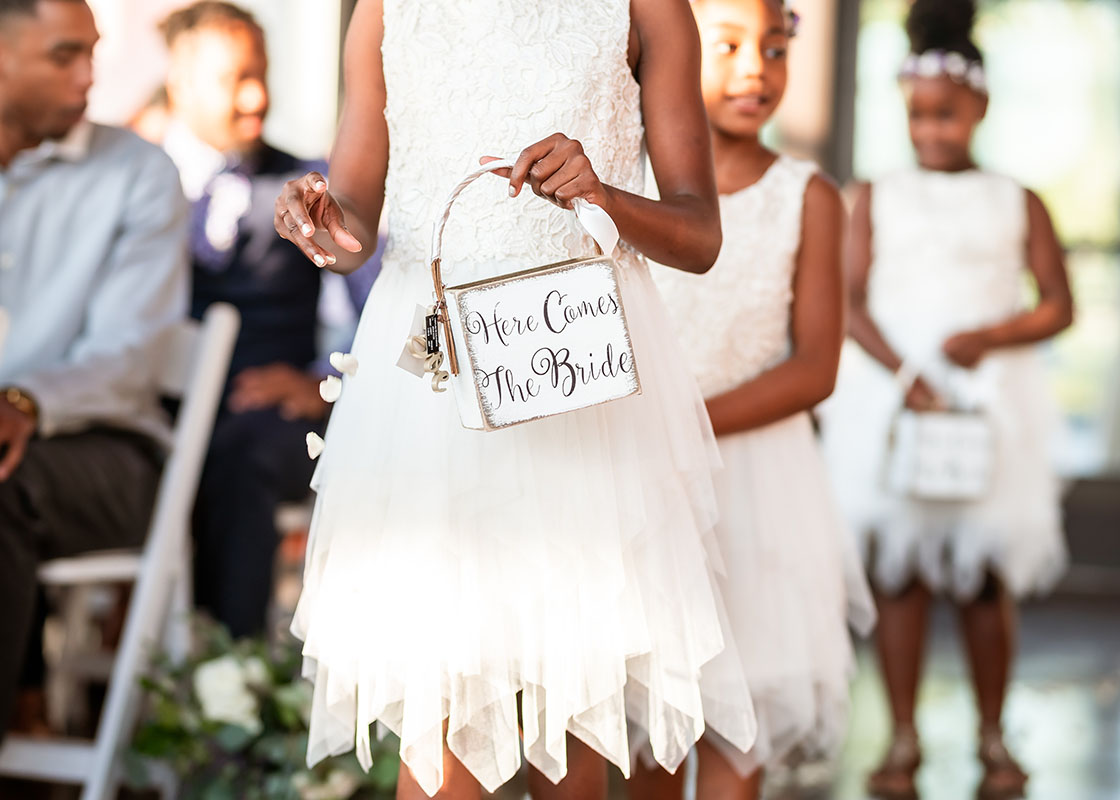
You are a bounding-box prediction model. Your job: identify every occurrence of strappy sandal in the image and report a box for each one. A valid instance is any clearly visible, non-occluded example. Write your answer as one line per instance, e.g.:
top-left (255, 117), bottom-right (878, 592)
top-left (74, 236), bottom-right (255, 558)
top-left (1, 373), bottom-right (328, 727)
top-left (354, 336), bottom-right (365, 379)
top-left (977, 726), bottom-right (1028, 799)
top-left (866, 725), bottom-right (921, 799)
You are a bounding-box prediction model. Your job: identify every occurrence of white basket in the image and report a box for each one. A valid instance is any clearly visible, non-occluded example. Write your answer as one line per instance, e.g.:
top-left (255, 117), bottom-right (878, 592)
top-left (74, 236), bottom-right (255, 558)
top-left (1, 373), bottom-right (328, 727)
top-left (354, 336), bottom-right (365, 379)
top-left (885, 410), bottom-right (995, 501)
top-left (425, 161), bottom-right (641, 431)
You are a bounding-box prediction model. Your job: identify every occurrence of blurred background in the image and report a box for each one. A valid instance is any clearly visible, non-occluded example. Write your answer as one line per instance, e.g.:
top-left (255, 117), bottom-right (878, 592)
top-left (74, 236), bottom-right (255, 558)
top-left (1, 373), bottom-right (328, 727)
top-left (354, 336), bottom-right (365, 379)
top-left (85, 0), bottom-right (1120, 489)
top-left (6, 0), bottom-right (1117, 798)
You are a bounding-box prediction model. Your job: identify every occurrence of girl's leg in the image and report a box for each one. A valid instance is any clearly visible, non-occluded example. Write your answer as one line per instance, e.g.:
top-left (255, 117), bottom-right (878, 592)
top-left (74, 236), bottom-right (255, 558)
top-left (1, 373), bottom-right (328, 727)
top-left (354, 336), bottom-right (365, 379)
top-left (626, 758), bottom-right (685, 800)
top-left (958, 573), bottom-right (1028, 796)
top-left (695, 736), bottom-right (761, 800)
top-left (396, 748), bottom-right (482, 800)
top-left (528, 734), bottom-right (607, 800)
top-left (867, 579), bottom-right (932, 798)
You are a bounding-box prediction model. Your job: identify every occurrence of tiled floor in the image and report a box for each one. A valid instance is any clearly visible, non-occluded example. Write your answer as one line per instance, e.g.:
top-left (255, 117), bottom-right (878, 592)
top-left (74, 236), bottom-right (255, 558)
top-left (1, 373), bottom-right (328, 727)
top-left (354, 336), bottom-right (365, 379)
top-left (3, 596), bottom-right (1117, 799)
top-left (818, 595), bottom-right (1120, 800)
top-left (492, 596), bottom-right (1120, 800)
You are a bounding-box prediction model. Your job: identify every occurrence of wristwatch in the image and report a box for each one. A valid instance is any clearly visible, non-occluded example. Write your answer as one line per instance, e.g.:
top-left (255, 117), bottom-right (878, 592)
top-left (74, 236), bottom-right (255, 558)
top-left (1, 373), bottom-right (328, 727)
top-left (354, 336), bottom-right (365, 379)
top-left (2, 386), bottom-right (39, 424)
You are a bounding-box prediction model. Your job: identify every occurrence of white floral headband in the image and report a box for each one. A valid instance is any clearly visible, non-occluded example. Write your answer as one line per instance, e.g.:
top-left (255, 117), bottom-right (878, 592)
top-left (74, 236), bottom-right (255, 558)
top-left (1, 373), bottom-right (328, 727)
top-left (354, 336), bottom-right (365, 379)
top-left (899, 50), bottom-right (988, 94)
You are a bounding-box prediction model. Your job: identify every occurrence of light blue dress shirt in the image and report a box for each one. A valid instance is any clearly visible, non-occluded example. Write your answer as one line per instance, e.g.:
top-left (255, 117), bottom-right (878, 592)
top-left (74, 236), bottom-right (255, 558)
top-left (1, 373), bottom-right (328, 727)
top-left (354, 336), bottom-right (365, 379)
top-left (0, 120), bottom-right (189, 444)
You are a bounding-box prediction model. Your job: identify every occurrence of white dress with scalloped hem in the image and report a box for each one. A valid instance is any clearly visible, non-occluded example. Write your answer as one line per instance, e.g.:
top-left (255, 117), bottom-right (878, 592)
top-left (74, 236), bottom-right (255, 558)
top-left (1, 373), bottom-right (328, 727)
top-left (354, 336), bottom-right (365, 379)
top-left (652, 155), bottom-right (876, 776)
top-left (818, 168), bottom-right (1067, 602)
top-left (290, 1), bottom-right (756, 796)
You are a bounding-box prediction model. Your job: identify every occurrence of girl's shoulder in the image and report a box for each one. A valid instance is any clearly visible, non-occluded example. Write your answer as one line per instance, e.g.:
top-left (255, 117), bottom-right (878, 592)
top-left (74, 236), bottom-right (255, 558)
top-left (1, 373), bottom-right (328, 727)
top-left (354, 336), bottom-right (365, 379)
top-left (773, 153), bottom-right (820, 187)
top-left (722, 153), bottom-right (819, 205)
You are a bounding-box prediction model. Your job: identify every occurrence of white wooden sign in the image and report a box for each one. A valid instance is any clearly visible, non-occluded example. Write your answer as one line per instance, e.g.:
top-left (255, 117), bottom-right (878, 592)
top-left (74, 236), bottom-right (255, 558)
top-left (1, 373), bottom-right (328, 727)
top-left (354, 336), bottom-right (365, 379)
top-left (445, 256), bottom-right (641, 430)
top-left (886, 410), bottom-right (995, 501)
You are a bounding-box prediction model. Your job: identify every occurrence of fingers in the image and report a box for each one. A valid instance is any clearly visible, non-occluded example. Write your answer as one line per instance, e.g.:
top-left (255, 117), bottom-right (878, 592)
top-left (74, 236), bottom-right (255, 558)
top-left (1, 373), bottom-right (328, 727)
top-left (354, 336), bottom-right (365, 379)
top-left (479, 155), bottom-right (513, 180)
top-left (322, 202), bottom-right (364, 254)
top-left (540, 164), bottom-right (594, 209)
top-left (0, 431), bottom-right (28, 482)
top-left (273, 172), bottom-right (340, 268)
top-left (502, 135), bottom-right (600, 211)
top-left (507, 134), bottom-right (569, 198)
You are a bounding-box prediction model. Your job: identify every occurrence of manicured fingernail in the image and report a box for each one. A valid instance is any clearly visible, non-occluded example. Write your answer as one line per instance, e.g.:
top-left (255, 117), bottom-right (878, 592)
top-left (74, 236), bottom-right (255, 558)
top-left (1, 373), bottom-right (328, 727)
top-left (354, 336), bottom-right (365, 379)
top-left (301, 224), bottom-right (313, 236)
top-left (326, 255), bottom-right (337, 265)
top-left (314, 181), bottom-right (326, 191)
top-left (508, 186), bottom-right (516, 197)
top-left (313, 254), bottom-right (326, 267)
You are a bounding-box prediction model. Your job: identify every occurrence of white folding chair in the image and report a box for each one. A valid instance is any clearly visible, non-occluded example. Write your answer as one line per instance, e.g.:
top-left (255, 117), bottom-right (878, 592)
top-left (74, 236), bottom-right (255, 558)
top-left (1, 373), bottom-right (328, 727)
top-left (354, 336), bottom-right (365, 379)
top-left (0, 306), bottom-right (9, 362)
top-left (0, 302), bottom-right (239, 800)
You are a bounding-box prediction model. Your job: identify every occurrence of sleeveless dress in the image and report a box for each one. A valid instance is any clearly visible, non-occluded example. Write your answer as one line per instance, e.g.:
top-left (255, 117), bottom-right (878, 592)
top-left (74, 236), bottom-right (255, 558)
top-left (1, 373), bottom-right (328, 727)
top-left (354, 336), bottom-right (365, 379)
top-left (291, 1), bottom-right (756, 794)
top-left (819, 168), bottom-right (1067, 601)
top-left (652, 155), bottom-right (875, 776)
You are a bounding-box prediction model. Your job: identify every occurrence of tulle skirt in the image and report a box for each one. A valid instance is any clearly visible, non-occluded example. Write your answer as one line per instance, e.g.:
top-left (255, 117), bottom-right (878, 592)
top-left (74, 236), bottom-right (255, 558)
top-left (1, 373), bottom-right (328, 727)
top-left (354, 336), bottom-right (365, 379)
top-left (819, 342), bottom-right (1067, 601)
top-left (292, 256), bottom-right (756, 795)
top-left (635, 412), bottom-right (874, 777)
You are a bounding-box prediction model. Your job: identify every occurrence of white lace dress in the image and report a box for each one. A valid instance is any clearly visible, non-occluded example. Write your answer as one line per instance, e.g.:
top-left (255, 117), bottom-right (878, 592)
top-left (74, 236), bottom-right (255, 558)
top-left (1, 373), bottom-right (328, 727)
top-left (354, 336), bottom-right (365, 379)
top-left (819, 168), bottom-right (1066, 601)
top-left (291, 1), bottom-right (755, 794)
top-left (653, 155), bottom-right (875, 776)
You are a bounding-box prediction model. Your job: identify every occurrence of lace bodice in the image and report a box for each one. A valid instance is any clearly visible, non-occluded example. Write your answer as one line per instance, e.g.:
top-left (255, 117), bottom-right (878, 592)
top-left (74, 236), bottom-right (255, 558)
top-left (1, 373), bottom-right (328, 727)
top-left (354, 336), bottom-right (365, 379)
top-left (654, 155), bottom-right (816, 398)
top-left (867, 169), bottom-right (1028, 363)
top-left (380, 0), bottom-right (645, 280)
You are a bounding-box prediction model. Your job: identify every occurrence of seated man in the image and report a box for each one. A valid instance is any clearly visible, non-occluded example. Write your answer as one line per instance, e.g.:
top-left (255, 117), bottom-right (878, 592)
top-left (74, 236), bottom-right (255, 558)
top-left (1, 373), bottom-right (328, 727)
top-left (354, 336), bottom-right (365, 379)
top-left (0, 0), bottom-right (188, 738)
top-left (156, 1), bottom-right (376, 639)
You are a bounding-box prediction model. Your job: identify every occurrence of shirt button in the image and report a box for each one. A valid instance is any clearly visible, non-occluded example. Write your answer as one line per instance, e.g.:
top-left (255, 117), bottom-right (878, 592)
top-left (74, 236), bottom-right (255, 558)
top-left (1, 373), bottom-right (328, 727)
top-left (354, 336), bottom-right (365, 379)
top-left (0, 253), bottom-right (13, 270)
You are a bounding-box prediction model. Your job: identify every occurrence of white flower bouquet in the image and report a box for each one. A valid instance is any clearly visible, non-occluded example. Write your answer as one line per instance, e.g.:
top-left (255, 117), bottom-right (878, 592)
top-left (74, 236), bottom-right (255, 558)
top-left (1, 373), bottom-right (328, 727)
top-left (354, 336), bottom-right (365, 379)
top-left (127, 616), bottom-right (398, 800)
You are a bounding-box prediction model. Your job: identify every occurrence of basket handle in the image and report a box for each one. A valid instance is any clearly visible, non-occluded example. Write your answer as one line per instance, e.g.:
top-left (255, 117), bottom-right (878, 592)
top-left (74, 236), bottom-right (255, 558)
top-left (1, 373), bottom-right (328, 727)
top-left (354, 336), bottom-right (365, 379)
top-left (429, 159), bottom-right (620, 268)
top-left (427, 159), bottom-right (620, 378)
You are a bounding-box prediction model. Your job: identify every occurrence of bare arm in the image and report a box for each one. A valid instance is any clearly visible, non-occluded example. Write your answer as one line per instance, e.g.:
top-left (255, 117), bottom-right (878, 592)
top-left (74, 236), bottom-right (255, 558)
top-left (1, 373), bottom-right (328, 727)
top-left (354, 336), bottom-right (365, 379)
top-left (845, 182), bottom-right (943, 410)
top-left (942, 189), bottom-right (1074, 366)
top-left (704, 175), bottom-right (845, 436)
top-left (846, 182), bottom-right (902, 372)
top-left (274, 0), bottom-right (387, 274)
top-left (497, 0), bottom-right (721, 273)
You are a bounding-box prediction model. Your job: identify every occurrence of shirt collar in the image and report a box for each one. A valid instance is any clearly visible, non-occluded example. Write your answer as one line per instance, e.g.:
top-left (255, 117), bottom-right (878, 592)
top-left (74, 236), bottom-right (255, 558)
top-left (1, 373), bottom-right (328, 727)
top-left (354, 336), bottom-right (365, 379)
top-left (162, 119), bottom-right (226, 201)
top-left (46, 118), bottom-right (94, 162)
top-left (5, 119), bottom-right (93, 174)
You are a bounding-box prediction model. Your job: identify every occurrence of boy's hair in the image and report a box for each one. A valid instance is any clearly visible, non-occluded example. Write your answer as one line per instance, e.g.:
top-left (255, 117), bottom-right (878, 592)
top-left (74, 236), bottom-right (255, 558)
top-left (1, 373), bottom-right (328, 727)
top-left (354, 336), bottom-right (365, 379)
top-left (906, 0), bottom-right (983, 64)
top-left (159, 1), bottom-right (262, 48)
top-left (0, 0), bottom-right (84, 23)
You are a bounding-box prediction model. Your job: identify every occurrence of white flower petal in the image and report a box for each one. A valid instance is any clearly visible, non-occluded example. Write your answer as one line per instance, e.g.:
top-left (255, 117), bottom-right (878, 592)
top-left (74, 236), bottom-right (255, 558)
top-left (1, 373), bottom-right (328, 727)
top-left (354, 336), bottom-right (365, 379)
top-left (306, 432), bottom-right (325, 460)
top-left (329, 351), bottom-right (359, 376)
top-left (319, 375), bottom-right (342, 403)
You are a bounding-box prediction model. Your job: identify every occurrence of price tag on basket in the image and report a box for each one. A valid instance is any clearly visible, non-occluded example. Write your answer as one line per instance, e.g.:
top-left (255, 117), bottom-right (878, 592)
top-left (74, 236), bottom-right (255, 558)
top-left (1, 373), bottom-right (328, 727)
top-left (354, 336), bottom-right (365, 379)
top-left (416, 159), bottom-right (641, 431)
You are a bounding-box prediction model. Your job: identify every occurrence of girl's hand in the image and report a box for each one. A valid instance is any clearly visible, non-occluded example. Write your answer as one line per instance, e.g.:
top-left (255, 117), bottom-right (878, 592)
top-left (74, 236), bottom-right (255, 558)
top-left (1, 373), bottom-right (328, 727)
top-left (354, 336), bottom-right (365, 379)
top-left (943, 330), bottom-right (991, 369)
top-left (480, 133), bottom-right (610, 211)
top-left (274, 171), bottom-right (364, 268)
top-left (904, 376), bottom-right (948, 413)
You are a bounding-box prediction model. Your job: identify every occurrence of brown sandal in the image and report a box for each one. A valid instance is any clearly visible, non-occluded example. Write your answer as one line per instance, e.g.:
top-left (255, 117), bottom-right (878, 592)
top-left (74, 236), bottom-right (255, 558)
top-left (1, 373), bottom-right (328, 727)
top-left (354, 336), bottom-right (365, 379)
top-left (978, 726), bottom-right (1028, 798)
top-left (867, 726), bottom-right (921, 799)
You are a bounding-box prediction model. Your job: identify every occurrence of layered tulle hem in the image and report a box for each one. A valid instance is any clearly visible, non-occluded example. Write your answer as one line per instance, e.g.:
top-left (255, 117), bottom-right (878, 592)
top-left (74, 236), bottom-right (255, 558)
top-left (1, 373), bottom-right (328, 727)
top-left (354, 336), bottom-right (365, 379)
top-left (291, 261), bottom-right (756, 795)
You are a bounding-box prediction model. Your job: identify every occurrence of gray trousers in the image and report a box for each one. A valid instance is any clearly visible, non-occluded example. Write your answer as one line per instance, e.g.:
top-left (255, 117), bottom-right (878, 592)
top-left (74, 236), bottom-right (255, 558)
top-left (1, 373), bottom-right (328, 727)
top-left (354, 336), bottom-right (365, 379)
top-left (0, 429), bottom-right (160, 740)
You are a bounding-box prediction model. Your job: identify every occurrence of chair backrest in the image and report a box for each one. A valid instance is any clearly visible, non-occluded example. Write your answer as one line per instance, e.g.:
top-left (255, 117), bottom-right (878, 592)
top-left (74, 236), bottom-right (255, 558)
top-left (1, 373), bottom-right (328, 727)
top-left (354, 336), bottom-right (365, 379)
top-left (0, 306), bottom-right (9, 366)
top-left (149, 302), bottom-right (239, 539)
top-left (81, 302), bottom-right (238, 798)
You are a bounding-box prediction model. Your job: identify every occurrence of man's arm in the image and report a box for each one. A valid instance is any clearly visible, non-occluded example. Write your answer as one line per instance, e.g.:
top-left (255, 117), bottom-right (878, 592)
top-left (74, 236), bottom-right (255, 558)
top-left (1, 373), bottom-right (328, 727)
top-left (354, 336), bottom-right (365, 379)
top-left (18, 144), bottom-right (190, 437)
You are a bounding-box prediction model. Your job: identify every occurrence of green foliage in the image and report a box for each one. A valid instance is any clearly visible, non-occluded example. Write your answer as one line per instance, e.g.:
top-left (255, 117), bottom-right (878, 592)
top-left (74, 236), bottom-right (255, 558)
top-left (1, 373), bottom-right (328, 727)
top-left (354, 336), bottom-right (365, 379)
top-left (129, 615), bottom-right (398, 800)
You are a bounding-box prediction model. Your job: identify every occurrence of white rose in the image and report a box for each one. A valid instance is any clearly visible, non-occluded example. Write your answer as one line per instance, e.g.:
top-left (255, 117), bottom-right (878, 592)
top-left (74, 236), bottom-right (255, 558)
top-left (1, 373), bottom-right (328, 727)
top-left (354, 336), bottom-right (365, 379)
top-left (242, 656), bottom-right (270, 688)
top-left (192, 655), bottom-right (262, 735)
